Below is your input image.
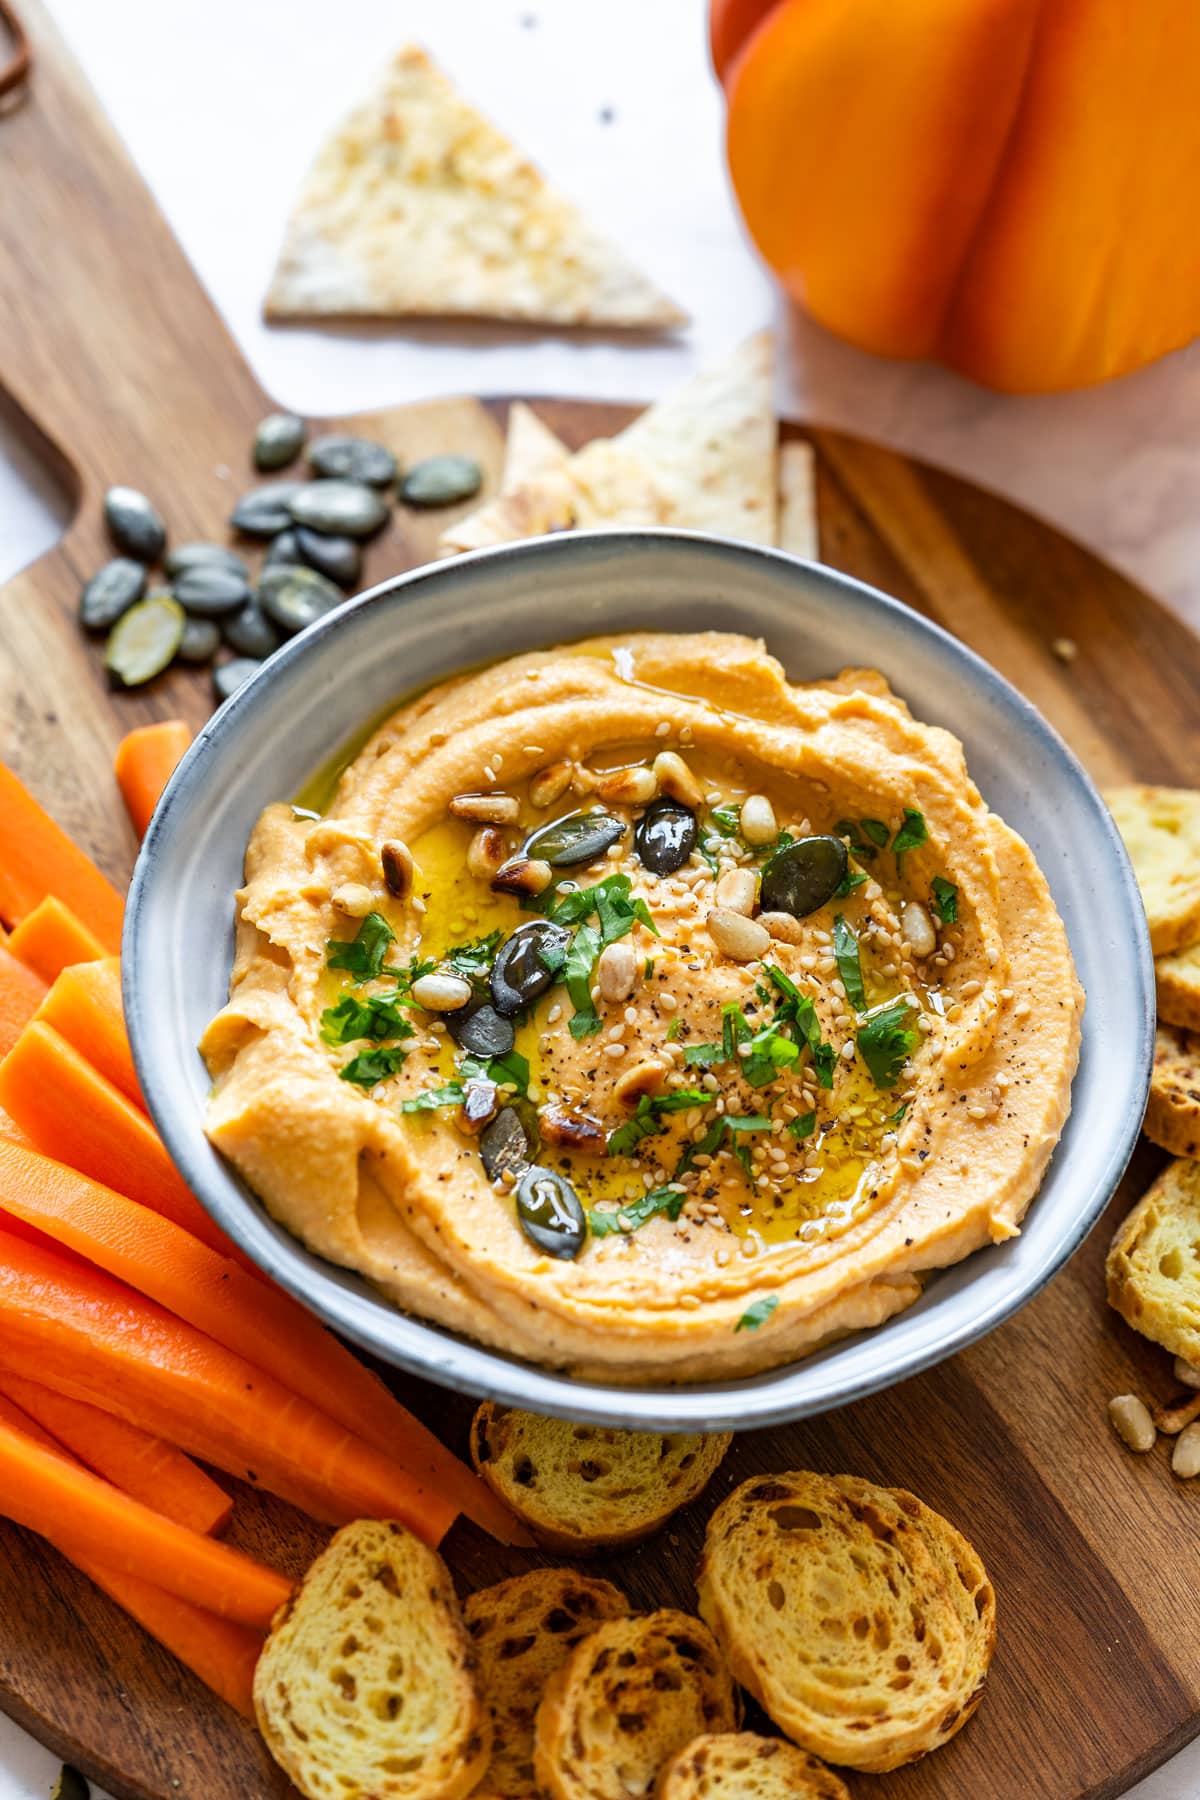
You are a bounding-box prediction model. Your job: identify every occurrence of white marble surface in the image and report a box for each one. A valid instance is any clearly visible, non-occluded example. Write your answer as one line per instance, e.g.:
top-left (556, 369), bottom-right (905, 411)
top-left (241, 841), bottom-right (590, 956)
top-left (1, 0), bottom-right (1198, 1793)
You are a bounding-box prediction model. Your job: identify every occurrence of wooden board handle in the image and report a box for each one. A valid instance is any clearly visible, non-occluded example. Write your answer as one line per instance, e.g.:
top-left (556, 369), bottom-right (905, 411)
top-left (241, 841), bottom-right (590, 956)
top-left (0, 0), bottom-right (265, 514)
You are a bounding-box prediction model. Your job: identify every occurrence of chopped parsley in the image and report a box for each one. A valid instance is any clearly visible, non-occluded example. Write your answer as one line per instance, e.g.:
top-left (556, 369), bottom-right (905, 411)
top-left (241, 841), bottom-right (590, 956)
top-left (325, 911), bottom-right (395, 982)
top-left (400, 1080), bottom-right (465, 1112)
top-left (339, 1045), bottom-right (409, 1089)
top-left (836, 817), bottom-right (888, 861)
top-left (320, 991), bottom-right (416, 1046)
top-left (856, 997), bottom-right (918, 1088)
top-left (931, 875), bottom-right (958, 924)
top-left (891, 808), bottom-right (928, 866)
top-left (462, 1049), bottom-right (530, 1096)
top-left (607, 1089), bottom-right (708, 1158)
top-left (443, 929), bottom-right (502, 983)
top-left (832, 914), bottom-right (867, 1012)
top-left (763, 963), bottom-right (836, 1089)
top-left (588, 1184), bottom-right (686, 1238)
top-left (788, 1111), bottom-right (817, 1140)
top-left (834, 867), bottom-right (868, 899)
top-left (707, 802), bottom-right (742, 838)
top-left (726, 1113), bottom-right (772, 1133)
top-left (644, 956), bottom-right (656, 978)
top-left (666, 1016), bottom-right (682, 1041)
top-left (735, 1294), bottom-right (779, 1332)
top-left (675, 1114), bottom-right (728, 1175)
top-left (538, 873), bottom-right (657, 945)
top-left (563, 921), bottom-right (603, 1039)
top-left (683, 1040), bottom-right (723, 1069)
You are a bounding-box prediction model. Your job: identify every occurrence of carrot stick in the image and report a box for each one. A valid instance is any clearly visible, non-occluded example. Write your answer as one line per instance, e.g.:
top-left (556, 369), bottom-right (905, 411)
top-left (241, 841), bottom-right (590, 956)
top-left (0, 1136), bottom-right (526, 1545)
top-left (35, 956), bottom-right (144, 1109)
top-left (0, 1103), bottom-right (31, 1149)
top-left (0, 1407), bottom-right (291, 1626)
top-left (0, 944), bottom-right (45, 1060)
top-left (7, 897), bottom-right (106, 986)
top-left (114, 721), bottom-right (193, 840)
top-left (0, 765), bottom-right (124, 951)
top-left (0, 1372), bottom-right (231, 1535)
top-left (0, 1392), bottom-right (260, 1715)
top-left (0, 1226), bottom-right (459, 1541)
top-left (0, 1021), bottom-right (239, 1258)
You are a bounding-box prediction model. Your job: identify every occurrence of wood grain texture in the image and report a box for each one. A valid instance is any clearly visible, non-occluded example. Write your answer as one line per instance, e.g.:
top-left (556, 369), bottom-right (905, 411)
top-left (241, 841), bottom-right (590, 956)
top-left (2, 4), bottom-right (1200, 1798)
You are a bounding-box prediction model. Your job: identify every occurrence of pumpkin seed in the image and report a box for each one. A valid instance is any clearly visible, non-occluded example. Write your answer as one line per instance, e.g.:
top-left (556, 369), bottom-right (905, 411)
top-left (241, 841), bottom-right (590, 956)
top-left (165, 542), bottom-right (249, 579)
top-left (104, 595), bottom-right (184, 687)
top-left (254, 411), bottom-right (306, 472)
top-left (178, 616), bottom-right (221, 664)
top-left (288, 480), bottom-right (391, 540)
top-left (760, 835), bottom-right (848, 918)
top-left (634, 798), bottom-right (697, 876)
top-left (400, 453), bottom-right (484, 509)
top-left (258, 564), bottom-right (344, 635)
top-left (524, 809), bottom-right (625, 868)
top-left (103, 485), bottom-right (166, 560)
top-left (263, 528), bottom-right (303, 569)
top-left (213, 657), bottom-right (262, 704)
top-left (447, 1001), bottom-right (515, 1059)
top-left (172, 564), bottom-right (253, 618)
top-left (515, 1165), bottom-right (586, 1259)
top-left (79, 558), bottom-right (145, 631)
top-left (490, 920), bottom-right (572, 1017)
top-left (223, 599), bottom-right (282, 659)
top-left (309, 433), bottom-right (397, 487)
top-left (51, 1767), bottom-right (90, 1800)
top-left (230, 482), bottom-right (305, 537)
top-left (480, 1106), bottom-right (530, 1181)
top-left (295, 526), bottom-right (361, 587)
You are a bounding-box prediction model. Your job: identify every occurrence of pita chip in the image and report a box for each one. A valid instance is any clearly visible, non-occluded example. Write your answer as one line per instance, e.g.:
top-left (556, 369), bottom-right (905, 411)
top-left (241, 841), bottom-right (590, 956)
top-left (439, 403), bottom-right (571, 555)
top-left (438, 331), bottom-right (778, 554)
top-left (778, 440), bottom-right (819, 559)
top-left (266, 47), bottom-right (686, 330)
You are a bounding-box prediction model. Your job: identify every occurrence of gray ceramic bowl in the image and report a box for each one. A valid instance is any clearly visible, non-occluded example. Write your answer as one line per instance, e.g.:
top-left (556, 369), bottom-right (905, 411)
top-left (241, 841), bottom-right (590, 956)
top-left (125, 531), bottom-right (1152, 1432)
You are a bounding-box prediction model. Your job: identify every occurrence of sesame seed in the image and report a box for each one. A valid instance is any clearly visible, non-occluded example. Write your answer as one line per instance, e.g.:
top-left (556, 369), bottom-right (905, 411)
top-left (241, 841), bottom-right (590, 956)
top-left (547, 1003), bottom-right (562, 1024)
top-left (967, 1104), bottom-right (988, 1120)
top-left (960, 979), bottom-right (982, 998)
top-left (522, 745), bottom-right (545, 755)
top-left (740, 1236), bottom-right (760, 1258)
top-left (659, 992), bottom-right (678, 1013)
top-left (655, 720), bottom-right (672, 738)
top-left (604, 1043), bottom-right (628, 1059)
top-left (841, 1040), bottom-right (856, 1061)
top-left (1013, 998), bottom-right (1032, 1019)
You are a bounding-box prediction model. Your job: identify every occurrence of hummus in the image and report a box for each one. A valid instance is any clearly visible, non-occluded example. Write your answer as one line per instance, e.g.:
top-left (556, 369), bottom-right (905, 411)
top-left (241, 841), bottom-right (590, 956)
top-left (201, 632), bottom-right (1083, 1381)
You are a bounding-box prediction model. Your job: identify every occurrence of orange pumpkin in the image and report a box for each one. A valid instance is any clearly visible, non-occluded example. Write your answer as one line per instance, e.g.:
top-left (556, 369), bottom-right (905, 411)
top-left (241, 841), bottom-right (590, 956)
top-left (713, 0), bottom-right (1200, 392)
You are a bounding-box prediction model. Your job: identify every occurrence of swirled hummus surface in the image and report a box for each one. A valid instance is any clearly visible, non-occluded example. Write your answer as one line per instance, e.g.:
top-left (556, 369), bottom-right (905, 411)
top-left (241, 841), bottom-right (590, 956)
top-left (200, 632), bottom-right (1083, 1381)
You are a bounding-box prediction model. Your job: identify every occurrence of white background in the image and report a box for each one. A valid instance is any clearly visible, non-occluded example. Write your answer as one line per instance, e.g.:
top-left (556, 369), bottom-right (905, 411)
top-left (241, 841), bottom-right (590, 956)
top-left (1, 1), bottom-right (1198, 1794)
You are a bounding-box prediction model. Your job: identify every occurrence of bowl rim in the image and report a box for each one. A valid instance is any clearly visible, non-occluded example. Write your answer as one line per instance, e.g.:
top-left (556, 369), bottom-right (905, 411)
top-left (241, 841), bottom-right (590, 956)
top-left (125, 527), bottom-right (1154, 1431)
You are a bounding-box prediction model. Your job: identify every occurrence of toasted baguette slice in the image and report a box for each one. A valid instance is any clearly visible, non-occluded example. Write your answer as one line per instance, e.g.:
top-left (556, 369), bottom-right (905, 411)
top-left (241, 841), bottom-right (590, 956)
top-left (1146, 1024), bottom-right (1200, 1158)
top-left (469, 1402), bottom-right (731, 1552)
top-left (1108, 1157), bottom-right (1200, 1363)
top-left (534, 1610), bottom-right (739, 1800)
top-left (696, 1471), bottom-right (993, 1774)
top-left (464, 1569), bottom-right (630, 1800)
top-left (654, 1733), bottom-right (851, 1798)
top-left (1158, 942), bottom-right (1200, 1032)
top-left (1105, 786), bottom-right (1200, 955)
top-left (253, 1520), bottom-right (490, 1800)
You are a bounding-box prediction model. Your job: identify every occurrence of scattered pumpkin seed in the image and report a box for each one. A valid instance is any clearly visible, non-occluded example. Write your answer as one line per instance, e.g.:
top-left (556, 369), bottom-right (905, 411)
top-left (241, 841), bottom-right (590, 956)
top-left (288, 480), bottom-right (390, 540)
top-left (634, 798), bottom-right (697, 876)
top-left (177, 616), bottom-right (221, 664)
top-left (515, 1165), bottom-right (587, 1259)
top-left (172, 565), bottom-right (253, 618)
top-left (309, 433), bottom-right (397, 487)
top-left (165, 541), bottom-right (249, 579)
top-left (447, 1002), bottom-right (515, 1059)
top-left (760, 835), bottom-right (848, 918)
top-left (400, 453), bottom-right (483, 509)
top-left (258, 563), bottom-right (344, 635)
top-left (103, 485), bottom-right (166, 560)
top-left (263, 528), bottom-right (303, 568)
top-left (230, 482), bottom-right (304, 537)
top-left (254, 411), bottom-right (306, 472)
top-left (51, 1767), bottom-right (90, 1800)
top-left (525, 809), bottom-right (625, 868)
top-left (104, 595), bottom-right (185, 687)
top-left (79, 557), bottom-right (145, 631)
top-left (491, 920), bottom-right (572, 1017)
top-left (213, 657), bottom-right (262, 703)
top-left (294, 525), bottom-right (361, 588)
top-left (223, 599), bottom-right (283, 659)
top-left (480, 1106), bottom-right (531, 1181)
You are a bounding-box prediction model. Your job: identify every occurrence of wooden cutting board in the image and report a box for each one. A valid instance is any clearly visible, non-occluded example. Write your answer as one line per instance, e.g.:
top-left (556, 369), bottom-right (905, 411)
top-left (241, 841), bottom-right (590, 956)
top-left (3, 6), bottom-right (1200, 1798)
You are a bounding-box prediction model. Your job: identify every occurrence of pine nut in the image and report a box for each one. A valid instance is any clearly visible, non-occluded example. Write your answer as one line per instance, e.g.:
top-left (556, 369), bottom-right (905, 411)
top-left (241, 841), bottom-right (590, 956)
top-left (1108, 1393), bottom-right (1156, 1452)
top-left (380, 840), bottom-right (413, 900)
top-left (902, 900), bottom-right (937, 959)
top-left (331, 882), bottom-right (375, 918)
top-left (411, 972), bottom-right (473, 1012)
top-left (450, 792), bottom-right (519, 824)
top-left (529, 761), bottom-right (573, 808)
top-left (466, 826), bottom-right (509, 880)
top-left (739, 794), bottom-right (777, 845)
top-left (614, 1059), bottom-right (668, 1105)
top-left (1176, 1357), bottom-right (1200, 1390)
top-left (597, 940), bottom-right (638, 1003)
top-left (653, 750), bottom-right (705, 809)
top-left (597, 765), bottom-right (659, 806)
top-left (492, 856), bottom-right (553, 896)
top-left (706, 908), bottom-right (770, 962)
top-left (1173, 1423), bottom-right (1200, 1478)
top-left (715, 867), bottom-right (758, 916)
top-left (761, 910), bottom-right (805, 946)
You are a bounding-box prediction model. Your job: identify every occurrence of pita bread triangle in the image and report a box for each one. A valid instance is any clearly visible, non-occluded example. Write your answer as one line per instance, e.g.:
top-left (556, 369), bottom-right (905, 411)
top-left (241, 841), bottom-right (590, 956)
top-left (438, 331), bottom-right (778, 554)
top-left (265, 46), bottom-right (687, 330)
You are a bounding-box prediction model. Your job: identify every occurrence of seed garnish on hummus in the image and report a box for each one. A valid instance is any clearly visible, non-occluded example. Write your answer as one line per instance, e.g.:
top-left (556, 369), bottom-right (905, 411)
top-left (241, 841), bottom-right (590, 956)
top-left (201, 631), bottom-right (1084, 1381)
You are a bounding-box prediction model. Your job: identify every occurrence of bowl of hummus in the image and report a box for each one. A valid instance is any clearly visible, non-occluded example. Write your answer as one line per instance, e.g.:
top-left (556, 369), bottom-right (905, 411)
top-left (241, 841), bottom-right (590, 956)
top-left (125, 531), bottom-right (1151, 1429)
